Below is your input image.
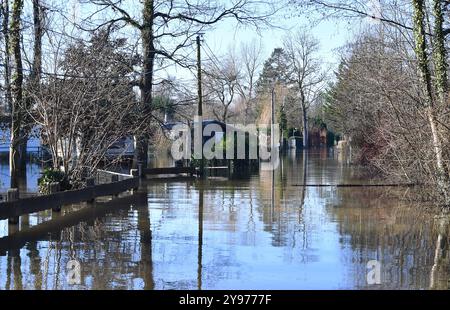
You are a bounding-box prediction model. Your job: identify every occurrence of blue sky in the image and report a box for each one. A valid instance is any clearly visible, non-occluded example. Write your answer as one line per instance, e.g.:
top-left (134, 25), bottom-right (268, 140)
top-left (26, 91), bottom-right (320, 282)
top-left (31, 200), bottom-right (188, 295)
top-left (168, 11), bottom-right (372, 84)
top-left (58, 1), bottom-right (373, 84)
top-left (206, 17), bottom-right (353, 67)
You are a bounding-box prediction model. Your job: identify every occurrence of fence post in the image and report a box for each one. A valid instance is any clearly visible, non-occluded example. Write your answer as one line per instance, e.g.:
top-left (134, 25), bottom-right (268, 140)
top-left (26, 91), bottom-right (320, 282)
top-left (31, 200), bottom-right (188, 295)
top-left (7, 189), bottom-right (19, 225)
top-left (130, 169), bottom-right (139, 178)
top-left (111, 175), bottom-right (119, 198)
top-left (86, 177), bottom-right (95, 187)
top-left (130, 169), bottom-right (141, 194)
top-left (21, 214), bottom-right (30, 229)
top-left (138, 164), bottom-right (143, 178)
top-left (50, 182), bottom-right (61, 212)
top-left (86, 177), bottom-right (95, 203)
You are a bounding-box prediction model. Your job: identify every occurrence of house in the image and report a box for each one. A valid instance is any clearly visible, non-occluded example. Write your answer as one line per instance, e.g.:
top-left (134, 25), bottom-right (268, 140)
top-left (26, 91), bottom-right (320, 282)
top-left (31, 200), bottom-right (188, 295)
top-left (162, 120), bottom-right (260, 162)
top-left (309, 127), bottom-right (330, 147)
top-left (162, 120), bottom-right (228, 146)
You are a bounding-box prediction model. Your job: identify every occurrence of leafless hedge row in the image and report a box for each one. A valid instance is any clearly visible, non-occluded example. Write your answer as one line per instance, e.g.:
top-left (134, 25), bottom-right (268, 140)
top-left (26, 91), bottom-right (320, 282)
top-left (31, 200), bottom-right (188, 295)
top-left (326, 29), bottom-right (450, 205)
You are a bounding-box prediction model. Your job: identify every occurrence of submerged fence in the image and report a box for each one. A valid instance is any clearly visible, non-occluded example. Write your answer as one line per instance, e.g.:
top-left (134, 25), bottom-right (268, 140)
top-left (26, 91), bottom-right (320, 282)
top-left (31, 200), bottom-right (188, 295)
top-left (0, 169), bottom-right (140, 223)
top-left (143, 167), bottom-right (197, 177)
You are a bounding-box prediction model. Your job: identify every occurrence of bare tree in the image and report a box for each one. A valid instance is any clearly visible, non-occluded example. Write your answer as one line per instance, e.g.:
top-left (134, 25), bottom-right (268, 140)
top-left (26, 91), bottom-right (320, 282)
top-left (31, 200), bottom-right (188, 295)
top-left (290, 0), bottom-right (450, 206)
top-left (203, 55), bottom-right (241, 123)
top-left (0, 0), bottom-right (46, 187)
top-left (283, 30), bottom-right (326, 148)
top-left (237, 39), bottom-right (264, 124)
top-left (28, 30), bottom-right (140, 187)
top-left (412, 0), bottom-right (450, 205)
top-left (78, 0), bottom-right (276, 167)
top-left (9, 0), bottom-right (24, 188)
top-left (19, 0), bottom-right (45, 169)
top-left (1, 0), bottom-right (12, 114)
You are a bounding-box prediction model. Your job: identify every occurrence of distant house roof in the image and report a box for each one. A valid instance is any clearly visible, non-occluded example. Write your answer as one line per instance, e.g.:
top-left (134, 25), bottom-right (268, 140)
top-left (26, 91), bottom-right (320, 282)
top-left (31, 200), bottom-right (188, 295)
top-left (161, 120), bottom-right (258, 141)
top-left (162, 120), bottom-right (226, 131)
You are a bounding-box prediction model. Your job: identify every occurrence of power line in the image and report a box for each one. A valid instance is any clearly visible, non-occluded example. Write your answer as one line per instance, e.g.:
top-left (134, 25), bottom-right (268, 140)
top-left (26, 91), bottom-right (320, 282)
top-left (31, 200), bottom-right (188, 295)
top-left (0, 62), bottom-right (140, 80)
top-left (202, 41), bottom-right (226, 75)
top-left (203, 41), bottom-right (224, 67)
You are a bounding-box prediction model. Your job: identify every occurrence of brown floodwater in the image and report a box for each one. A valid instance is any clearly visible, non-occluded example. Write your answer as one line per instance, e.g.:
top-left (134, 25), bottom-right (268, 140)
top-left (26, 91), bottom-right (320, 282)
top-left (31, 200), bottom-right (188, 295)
top-left (0, 149), bottom-right (449, 290)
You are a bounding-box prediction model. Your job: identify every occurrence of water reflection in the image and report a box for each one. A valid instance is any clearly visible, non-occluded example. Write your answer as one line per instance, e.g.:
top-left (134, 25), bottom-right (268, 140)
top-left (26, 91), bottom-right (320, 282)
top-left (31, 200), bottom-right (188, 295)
top-left (0, 150), bottom-right (449, 290)
top-left (430, 216), bottom-right (449, 290)
top-left (0, 160), bottom-right (42, 193)
top-left (198, 186), bottom-right (204, 290)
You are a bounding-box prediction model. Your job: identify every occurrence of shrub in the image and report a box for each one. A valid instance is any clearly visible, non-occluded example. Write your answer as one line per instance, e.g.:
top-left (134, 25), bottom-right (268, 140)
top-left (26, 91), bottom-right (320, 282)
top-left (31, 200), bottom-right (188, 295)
top-left (38, 169), bottom-right (72, 194)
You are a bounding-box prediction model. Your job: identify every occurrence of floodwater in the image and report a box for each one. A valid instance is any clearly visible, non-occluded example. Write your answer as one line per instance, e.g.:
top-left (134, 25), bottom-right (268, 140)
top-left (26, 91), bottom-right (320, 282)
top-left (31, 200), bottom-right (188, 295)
top-left (0, 160), bottom-right (42, 193)
top-left (0, 149), bottom-right (449, 290)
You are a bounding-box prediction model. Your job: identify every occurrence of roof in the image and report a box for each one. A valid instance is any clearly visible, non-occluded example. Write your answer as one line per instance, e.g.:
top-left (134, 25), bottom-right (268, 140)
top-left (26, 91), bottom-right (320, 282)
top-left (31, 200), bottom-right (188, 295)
top-left (162, 120), bottom-right (226, 131)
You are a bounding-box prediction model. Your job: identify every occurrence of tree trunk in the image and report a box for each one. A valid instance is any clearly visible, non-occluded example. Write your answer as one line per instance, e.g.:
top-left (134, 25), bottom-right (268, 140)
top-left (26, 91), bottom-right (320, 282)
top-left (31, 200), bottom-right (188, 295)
top-left (18, 0), bottom-right (43, 170)
top-left (412, 0), bottom-right (450, 206)
top-left (134, 0), bottom-right (155, 168)
top-left (19, 141), bottom-right (27, 172)
top-left (430, 215), bottom-right (449, 289)
top-left (2, 0), bottom-right (12, 113)
top-left (302, 106), bottom-right (308, 148)
top-left (300, 91), bottom-right (308, 149)
top-left (137, 198), bottom-right (154, 290)
top-left (31, 0), bottom-right (43, 84)
top-left (431, 0), bottom-right (450, 204)
top-left (427, 107), bottom-right (450, 203)
top-left (222, 108), bottom-right (228, 124)
top-left (9, 0), bottom-right (24, 188)
top-left (432, 0), bottom-right (447, 104)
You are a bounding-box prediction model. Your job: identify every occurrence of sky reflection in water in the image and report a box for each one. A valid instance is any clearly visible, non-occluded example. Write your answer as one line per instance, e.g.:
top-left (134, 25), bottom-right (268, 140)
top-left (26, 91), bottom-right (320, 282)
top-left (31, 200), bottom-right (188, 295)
top-left (0, 150), bottom-right (448, 290)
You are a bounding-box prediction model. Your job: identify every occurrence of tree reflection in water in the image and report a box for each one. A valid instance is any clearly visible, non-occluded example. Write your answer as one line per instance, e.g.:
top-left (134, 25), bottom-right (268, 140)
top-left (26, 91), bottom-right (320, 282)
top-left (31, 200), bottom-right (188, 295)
top-left (0, 151), bottom-right (449, 289)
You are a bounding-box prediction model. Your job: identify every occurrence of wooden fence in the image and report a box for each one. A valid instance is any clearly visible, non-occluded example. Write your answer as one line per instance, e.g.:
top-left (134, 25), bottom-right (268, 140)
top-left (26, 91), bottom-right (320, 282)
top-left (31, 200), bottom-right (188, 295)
top-left (143, 167), bottom-right (197, 177)
top-left (96, 169), bottom-right (137, 183)
top-left (0, 173), bottom-right (139, 222)
top-left (142, 166), bottom-right (231, 179)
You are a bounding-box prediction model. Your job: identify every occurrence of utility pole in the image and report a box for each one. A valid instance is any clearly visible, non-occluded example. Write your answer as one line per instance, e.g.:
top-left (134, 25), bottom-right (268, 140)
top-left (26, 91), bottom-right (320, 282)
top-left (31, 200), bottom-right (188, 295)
top-left (197, 37), bottom-right (205, 284)
top-left (271, 87), bottom-right (275, 155)
top-left (196, 34), bottom-right (205, 175)
top-left (271, 86), bottom-right (275, 220)
top-left (197, 35), bottom-right (203, 119)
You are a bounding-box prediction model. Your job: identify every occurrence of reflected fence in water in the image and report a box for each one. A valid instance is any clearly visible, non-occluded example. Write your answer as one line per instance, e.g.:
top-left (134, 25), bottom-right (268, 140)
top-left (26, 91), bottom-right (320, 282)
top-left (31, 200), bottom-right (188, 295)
top-left (0, 193), bottom-right (148, 255)
top-left (0, 171), bottom-right (140, 223)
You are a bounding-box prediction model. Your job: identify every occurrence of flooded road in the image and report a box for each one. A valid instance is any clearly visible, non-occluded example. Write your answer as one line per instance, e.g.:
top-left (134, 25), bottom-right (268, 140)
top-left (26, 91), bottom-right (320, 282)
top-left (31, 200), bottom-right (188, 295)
top-left (0, 150), bottom-right (449, 290)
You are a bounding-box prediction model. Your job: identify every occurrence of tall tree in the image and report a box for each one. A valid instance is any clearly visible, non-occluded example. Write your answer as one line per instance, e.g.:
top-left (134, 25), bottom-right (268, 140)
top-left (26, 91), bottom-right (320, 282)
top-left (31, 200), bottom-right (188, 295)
top-left (283, 30), bottom-right (325, 148)
top-left (237, 39), bottom-right (264, 124)
top-left (9, 0), bottom-right (24, 188)
top-left (1, 0), bottom-right (12, 113)
top-left (30, 0), bottom-right (43, 87)
top-left (412, 0), bottom-right (450, 206)
top-left (19, 0), bottom-right (44, 170)
top-left (256, 48), bottom-right (289, 95)
top-left (204, 56), bottom-right (240, 123)
top-left (256, 48), bottom-right (302, 140)
top-left (432, 0), bottom-right (448, 105)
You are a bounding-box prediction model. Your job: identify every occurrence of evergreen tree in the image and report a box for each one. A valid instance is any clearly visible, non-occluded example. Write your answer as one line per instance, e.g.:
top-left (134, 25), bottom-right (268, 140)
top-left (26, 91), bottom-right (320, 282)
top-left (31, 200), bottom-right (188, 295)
top-left (256, 48), bottom-right (289, 94)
